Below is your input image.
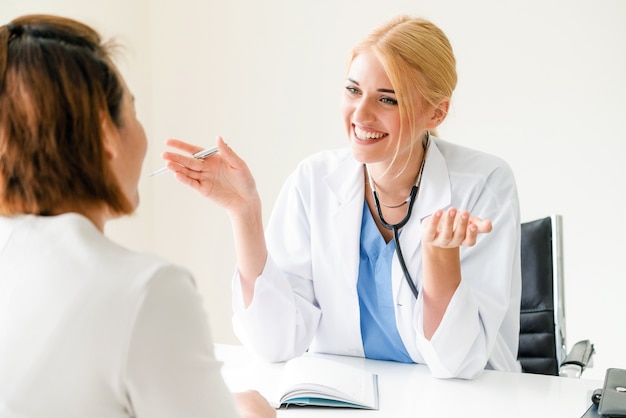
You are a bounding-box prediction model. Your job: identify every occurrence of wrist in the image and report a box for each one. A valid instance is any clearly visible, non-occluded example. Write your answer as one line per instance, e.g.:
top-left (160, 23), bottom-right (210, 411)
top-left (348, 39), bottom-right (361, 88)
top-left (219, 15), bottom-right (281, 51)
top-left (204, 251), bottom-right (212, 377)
top-left (227, 194), bottom-right (262, 219)
top-left (421, 244), bottom-right (461, 295)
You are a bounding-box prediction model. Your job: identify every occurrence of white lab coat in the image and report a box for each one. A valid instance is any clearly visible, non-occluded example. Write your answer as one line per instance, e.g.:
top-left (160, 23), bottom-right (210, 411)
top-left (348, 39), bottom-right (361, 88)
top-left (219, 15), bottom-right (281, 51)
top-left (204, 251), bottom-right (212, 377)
top-left (233, 137), bottom-right (522, 379)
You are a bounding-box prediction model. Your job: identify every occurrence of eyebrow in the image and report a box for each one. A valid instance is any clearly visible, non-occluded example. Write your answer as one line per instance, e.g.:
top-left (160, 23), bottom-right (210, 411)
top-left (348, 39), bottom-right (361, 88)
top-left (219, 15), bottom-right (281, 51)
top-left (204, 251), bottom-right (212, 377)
top-left (346, 78), bottom-right (395, 95)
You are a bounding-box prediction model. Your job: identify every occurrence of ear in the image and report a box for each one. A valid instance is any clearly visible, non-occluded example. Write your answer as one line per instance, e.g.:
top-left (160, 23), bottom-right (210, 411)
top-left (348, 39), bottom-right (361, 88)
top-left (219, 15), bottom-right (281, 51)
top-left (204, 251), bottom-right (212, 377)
top-left (100, 112), bottom-right (120, 160)
top-left (425, 98), bottom-right (450, 129)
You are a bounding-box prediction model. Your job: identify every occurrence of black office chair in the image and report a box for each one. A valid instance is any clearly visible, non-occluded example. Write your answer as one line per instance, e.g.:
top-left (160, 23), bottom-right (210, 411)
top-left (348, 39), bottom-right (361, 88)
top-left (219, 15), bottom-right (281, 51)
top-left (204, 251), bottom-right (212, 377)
top-left (518, 214), bottom-right (594, 377)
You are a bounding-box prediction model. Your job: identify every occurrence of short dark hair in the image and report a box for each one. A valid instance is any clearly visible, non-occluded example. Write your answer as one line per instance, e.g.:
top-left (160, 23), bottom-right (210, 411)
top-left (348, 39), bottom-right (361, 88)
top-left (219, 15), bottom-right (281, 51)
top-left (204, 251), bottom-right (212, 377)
top-left (0, 14), bottom-right (133, 216)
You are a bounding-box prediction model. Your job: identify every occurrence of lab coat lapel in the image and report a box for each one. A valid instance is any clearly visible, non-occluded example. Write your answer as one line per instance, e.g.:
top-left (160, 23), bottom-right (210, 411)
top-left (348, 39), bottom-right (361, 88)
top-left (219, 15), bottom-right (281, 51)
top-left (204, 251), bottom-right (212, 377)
top-left (323, 155), bottom-right (364, 290)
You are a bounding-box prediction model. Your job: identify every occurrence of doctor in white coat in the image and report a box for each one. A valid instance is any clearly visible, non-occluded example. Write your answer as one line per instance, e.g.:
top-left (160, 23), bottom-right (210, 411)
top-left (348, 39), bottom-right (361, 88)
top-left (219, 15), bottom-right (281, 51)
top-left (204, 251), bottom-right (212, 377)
top-left (161, 15), bottom-right (522, 379)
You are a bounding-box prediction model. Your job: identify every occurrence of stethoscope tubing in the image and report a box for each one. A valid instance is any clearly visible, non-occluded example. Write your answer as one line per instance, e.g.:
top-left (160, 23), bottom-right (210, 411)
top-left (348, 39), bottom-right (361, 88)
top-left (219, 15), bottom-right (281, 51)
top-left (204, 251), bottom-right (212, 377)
top-left (369, 133), bottom-right (430, 299)
top-left (373, 186), bottom-right (420, 299)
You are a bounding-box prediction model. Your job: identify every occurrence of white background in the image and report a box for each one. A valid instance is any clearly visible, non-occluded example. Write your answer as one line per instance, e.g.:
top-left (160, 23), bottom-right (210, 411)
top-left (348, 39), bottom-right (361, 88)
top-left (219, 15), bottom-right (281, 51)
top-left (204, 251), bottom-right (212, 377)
top-left (4, 0), bottom-right (625, 379)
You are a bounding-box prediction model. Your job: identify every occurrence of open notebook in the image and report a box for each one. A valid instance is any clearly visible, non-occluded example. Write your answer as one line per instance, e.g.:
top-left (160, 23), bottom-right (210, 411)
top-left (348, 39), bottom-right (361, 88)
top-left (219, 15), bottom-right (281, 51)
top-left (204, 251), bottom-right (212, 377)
top-left (275, 356), bottom-right (379, 410)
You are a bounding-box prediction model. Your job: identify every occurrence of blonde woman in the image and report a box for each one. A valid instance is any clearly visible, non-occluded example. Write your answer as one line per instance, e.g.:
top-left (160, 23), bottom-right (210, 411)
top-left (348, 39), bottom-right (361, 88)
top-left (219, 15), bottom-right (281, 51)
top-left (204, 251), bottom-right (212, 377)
top-left (162, 15), bottom-right (522, 379)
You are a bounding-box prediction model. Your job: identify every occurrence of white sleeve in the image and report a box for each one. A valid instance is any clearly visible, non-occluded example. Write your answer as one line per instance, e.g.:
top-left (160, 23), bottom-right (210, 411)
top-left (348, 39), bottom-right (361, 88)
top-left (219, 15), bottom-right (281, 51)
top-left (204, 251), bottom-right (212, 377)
top-left (125, 265), bottom-right (240, 418)
top-left (231, 167), bottom-right (322, 363)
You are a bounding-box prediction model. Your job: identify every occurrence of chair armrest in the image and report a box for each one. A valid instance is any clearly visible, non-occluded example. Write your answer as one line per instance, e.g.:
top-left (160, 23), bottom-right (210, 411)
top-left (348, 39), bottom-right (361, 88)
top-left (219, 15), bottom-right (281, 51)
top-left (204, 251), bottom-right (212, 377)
top-left (559, 339), bottom-right (595, 378)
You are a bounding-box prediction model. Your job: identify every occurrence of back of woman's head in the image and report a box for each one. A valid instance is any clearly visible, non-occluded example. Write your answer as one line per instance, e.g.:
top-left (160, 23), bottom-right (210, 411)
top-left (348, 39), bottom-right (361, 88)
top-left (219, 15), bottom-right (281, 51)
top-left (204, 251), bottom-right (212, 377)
top-left (0, 14), bottom-right (132, 216)
top-left (350, 15), bottom-right (457, 140)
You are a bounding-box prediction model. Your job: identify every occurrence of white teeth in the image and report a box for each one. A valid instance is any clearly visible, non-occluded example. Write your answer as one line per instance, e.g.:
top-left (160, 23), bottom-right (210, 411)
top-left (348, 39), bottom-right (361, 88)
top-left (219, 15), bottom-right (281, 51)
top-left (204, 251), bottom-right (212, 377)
top-left (354, 126), bottom-right (385, 140)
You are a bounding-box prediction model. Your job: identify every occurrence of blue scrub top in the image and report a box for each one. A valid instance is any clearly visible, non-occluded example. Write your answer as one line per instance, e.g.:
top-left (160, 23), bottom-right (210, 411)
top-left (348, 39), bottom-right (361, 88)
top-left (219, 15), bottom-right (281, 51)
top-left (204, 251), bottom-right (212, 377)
top-left (357, 201), bottom-right (413, 363)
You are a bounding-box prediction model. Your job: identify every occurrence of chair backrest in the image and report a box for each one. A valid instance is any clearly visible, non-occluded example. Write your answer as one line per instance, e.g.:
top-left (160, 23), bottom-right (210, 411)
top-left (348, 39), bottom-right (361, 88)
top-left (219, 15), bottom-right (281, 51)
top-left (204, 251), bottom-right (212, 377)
top-left (518, 215), bottom-right (567, 375)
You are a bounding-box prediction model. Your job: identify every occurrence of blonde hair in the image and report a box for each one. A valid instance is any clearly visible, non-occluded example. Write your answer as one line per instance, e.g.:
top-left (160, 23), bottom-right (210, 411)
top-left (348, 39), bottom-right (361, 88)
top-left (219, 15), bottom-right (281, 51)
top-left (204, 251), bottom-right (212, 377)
top-left (348, 15), bottom-right (457, 161)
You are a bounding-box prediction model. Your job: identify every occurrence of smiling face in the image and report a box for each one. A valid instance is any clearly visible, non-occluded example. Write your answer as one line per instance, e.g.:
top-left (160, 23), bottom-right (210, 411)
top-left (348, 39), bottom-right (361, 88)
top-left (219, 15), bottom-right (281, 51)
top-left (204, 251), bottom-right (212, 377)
top-left (340, 50), bottom-right (434, 170)
top-left (341, 50), bottom-right (399, 165)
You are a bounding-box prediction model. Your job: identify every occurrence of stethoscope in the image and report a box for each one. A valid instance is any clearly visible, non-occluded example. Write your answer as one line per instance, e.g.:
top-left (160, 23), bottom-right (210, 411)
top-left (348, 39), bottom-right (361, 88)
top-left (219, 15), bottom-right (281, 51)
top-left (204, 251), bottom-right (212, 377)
top-left (366, 132), bottom-right (430, 299)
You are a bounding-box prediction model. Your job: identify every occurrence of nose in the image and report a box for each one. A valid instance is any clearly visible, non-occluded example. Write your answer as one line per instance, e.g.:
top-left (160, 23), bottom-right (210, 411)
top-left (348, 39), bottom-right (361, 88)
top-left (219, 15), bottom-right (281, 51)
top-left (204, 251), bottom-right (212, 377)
top-left (353, 97), bottom-right (376, 123)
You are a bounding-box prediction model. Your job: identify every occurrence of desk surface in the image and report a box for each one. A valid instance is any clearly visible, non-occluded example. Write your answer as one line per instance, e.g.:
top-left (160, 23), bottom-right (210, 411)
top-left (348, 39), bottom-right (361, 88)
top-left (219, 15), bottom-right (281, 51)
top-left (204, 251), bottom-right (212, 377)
top-left (216, 344), bottom-right (602, 417)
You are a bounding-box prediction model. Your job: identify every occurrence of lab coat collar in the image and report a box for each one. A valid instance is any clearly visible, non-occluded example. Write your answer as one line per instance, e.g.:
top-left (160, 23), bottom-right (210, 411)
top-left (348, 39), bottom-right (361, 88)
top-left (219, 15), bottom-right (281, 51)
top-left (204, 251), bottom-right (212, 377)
top-left (321, 138), bottom-right (452, 224)
top-left (322, 151), bottom-right (364, 206)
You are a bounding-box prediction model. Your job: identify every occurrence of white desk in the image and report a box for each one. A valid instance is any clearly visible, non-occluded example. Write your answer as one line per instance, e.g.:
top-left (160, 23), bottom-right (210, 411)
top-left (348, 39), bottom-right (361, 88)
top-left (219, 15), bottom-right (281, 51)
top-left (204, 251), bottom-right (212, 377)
top-left (216, 344), bottom-right (602, 417)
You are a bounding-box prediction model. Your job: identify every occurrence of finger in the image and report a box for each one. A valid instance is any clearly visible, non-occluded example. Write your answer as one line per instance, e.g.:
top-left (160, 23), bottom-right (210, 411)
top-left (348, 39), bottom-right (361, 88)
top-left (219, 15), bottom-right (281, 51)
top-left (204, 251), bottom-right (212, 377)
top-left (452, 210), bottom-right (471, 243)
top-left (161, 138), bottom-right (209, 171)
top-left (462, 223), bottom-right (479, 247)
top-left (422, 210), bottom-right (443, 242)
top-left (172, 169), bottom-right (203, 193)
top-left (469, 217), bottom-right (493, 233)
top-left (162, 151), bottom-right (205, 172)
top-left (215, 136), bottom-right (248, 171)
top-left (164, 138), bottom-right (205, 156)
top-left (173, 153), bottom-right (217, 180)
top-left (438, 207), bottom-right (457, 242)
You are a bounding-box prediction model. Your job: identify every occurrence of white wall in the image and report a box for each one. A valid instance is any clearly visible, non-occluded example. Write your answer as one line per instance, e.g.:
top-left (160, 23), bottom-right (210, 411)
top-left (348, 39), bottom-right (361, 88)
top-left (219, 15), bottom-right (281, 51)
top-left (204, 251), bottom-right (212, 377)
top-left (4, 0), bottom-right (625, 380)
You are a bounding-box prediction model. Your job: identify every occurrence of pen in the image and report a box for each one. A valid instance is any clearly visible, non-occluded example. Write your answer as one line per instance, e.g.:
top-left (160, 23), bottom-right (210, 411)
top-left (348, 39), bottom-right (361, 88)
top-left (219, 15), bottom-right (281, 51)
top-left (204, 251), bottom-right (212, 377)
top-left (149, 146), bottom-right (219, 177)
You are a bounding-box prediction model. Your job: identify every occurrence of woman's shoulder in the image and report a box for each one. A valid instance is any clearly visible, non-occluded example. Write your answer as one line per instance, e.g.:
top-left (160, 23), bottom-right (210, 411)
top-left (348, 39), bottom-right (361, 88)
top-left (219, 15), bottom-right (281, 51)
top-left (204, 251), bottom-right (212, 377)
top-left (50, 213), bottom-right (192, 285)
top-left (289, 147), bottom-right (360, 181)
top-left (432, 136), bottom-right (514, 175)
top-left (285, 147), bottom-right (361, 191)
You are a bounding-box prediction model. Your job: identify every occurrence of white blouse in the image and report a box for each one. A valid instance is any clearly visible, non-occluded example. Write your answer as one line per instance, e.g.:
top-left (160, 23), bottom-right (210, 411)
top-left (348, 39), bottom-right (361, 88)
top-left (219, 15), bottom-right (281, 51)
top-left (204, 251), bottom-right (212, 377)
top-left (0, 213), bottom-right (240, 417)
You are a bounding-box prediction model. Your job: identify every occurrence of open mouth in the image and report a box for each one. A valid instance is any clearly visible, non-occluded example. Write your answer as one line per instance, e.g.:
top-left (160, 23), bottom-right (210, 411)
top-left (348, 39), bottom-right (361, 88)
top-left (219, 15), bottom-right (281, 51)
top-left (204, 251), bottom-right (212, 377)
top-left (354, 125), bottom-right (387, 141)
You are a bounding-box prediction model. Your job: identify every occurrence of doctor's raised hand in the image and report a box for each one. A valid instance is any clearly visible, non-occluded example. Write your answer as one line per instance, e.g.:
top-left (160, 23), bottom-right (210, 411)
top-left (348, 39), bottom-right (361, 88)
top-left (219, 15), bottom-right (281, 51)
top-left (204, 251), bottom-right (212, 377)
top-left (421, 208), bottom-right (494, 249)
top-left (162, 15), bottom-right (522, 380)
top-left (161, 136), bottom-right (269, 305)
top-left (161, 136), bottom-right (258, 212)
